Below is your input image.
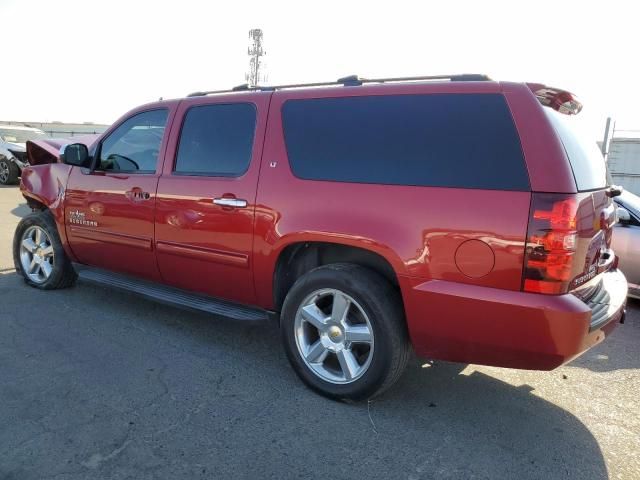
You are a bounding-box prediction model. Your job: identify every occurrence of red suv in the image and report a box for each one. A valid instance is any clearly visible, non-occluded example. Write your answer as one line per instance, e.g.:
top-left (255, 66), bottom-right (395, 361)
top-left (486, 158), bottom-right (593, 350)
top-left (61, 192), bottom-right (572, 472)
top-left (14, 74), bottom-right (627, 400)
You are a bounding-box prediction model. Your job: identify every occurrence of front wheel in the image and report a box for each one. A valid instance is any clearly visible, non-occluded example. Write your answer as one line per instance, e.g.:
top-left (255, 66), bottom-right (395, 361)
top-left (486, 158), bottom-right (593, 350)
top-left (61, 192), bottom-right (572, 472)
top-left (13, 210), bottom-right (77, 289)
top-left (280, 264), bottom-right (410, 401)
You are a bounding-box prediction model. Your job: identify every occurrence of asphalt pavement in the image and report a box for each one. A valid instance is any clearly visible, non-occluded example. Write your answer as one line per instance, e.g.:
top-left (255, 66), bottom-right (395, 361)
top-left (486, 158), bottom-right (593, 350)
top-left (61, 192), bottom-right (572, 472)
top-left (1, 184), bottom-right (639, 480)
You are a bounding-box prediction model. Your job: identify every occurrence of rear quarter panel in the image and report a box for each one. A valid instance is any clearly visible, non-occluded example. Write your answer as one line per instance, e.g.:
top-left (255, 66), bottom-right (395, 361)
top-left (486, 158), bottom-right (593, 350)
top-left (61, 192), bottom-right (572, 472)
top-left (253, 83), bottom-right (532, 310)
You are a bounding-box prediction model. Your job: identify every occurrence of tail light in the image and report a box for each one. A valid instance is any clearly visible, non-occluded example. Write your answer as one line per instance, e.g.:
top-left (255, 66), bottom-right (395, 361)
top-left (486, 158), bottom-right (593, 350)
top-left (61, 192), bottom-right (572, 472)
top-left (523, 193), bottom-right (578, 294)
top-left (527, 84), bottom-right (583, 115)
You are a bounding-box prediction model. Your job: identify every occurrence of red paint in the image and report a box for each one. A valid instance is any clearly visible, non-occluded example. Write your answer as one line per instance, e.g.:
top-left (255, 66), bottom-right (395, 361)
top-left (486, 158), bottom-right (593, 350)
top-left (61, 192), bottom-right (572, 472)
top-left (253, 83), bottom-right (534, 307)
top-left (402, 270), bottom-right (625, 369)
top-left (20, 162), bottom-right (75, 261)
top-left (153, 92), bottom-right (271, 304)
top-left (62, 102), bottom-right (180, 281)
top-left (502, 82), bottom-right (577, 193)
top-left (454, 240), bottom-right (495, 278)
top-left (20, 79), bottom-right (626, 371)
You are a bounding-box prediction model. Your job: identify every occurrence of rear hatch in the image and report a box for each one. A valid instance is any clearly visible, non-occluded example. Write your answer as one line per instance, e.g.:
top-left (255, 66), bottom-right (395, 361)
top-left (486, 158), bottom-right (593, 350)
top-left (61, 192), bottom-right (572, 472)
top-left (522, 100), bottom-right (620, 301)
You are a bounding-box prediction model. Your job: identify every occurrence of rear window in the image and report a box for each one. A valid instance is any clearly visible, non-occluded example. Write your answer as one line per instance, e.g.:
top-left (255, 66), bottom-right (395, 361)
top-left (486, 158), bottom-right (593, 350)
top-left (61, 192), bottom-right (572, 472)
top-left (545, 108), bottom-right (609, 191)
top-left (282, 94), bottom-right (529, 191)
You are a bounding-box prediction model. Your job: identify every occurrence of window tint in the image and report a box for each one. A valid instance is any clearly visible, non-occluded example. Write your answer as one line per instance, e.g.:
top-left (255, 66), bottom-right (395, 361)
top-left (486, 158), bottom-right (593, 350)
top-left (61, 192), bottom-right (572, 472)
top-left (99, 109), bottom-right (168, 173)
top-left (175, 103), bottom-right (256, 176)
top-left (282, 94), bottom-right (529, 191)
top-left (545, 108), bottom-right (609, 191)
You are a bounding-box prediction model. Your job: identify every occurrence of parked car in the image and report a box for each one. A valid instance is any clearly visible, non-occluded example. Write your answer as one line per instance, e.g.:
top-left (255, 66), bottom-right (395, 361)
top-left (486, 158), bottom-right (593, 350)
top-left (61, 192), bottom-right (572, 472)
top-left (613, 190), bottom-right (640, 298)
top-left (0, 125), bottom-right (47, 185)
top-left (13, 74), bottom-right (627, 400)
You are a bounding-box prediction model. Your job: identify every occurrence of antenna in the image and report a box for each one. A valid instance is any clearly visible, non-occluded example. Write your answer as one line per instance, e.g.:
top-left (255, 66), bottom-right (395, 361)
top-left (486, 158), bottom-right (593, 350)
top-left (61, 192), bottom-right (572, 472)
top-left (245, 29), bottom-right (266, 87)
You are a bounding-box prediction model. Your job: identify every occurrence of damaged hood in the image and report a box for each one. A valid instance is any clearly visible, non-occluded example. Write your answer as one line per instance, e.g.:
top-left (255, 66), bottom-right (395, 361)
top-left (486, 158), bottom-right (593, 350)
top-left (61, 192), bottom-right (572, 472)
top-left (26, 134), bottom-right (99, 166)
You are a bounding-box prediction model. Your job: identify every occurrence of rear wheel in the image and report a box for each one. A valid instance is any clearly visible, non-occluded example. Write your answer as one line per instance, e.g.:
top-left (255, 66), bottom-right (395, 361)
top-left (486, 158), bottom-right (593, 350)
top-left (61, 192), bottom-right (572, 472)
top-left (0, 158), bottom-right (19, 185)
top-left (13, 210), bottom-right (77, 289)
top-left (281, 263), bottom-right (410, 401)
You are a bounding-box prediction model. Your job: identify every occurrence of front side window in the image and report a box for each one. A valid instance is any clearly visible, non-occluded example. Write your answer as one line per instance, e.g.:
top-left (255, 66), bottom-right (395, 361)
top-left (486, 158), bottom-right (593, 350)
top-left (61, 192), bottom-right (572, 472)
top-left (98, 109), bottom-right (168, 173)
top-left (174, 103), bottom-right (256, 176)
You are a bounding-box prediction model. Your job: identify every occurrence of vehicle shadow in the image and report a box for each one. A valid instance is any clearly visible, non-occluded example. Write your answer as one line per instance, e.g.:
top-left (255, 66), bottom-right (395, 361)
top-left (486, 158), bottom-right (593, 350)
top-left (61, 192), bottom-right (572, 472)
top-left (375, 361), bottom-right (609, 479)
top-left (0, 272), bottom-right (609, 480)
top-left (10, 202), bottom-right (29, 219)
top-left (569, 297), bottom-right (640, 372)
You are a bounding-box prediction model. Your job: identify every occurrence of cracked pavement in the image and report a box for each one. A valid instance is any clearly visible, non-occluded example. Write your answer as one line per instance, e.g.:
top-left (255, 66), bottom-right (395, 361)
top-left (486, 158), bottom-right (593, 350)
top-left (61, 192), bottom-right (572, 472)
top-left (1, 185), bottom-right (639, 479)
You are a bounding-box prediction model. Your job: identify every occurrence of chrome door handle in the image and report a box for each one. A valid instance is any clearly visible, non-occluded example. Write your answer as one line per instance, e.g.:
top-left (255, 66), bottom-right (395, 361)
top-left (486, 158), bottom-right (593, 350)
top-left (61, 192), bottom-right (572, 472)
top-left (213, 197), bottom-right (248, 208)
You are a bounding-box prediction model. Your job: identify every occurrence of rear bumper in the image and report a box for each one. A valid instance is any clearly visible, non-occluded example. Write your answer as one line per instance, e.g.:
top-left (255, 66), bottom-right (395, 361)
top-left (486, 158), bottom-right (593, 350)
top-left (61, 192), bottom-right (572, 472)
top-left (402, 269), bottom-right (627, 370)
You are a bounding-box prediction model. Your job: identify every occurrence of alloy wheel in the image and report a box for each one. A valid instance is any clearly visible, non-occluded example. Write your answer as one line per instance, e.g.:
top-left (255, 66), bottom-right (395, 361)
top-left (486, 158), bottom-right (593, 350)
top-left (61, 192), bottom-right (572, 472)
top-left (0, 161), bottom-right (9, 184)
top-left (294, 288), bottom-right (375, 384)
top-left (19, 226), bottom-right (55, 284)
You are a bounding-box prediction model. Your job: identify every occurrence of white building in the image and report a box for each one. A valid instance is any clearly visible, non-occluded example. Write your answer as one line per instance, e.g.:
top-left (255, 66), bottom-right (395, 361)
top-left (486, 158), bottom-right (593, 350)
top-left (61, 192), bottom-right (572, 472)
top-left (608, 138), bottom-right (640, 195)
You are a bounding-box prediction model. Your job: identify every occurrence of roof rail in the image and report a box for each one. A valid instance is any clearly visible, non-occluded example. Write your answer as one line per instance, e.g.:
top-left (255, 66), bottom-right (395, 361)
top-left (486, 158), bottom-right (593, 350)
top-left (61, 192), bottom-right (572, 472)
top-left (186, 73), bottom-right (491, 97)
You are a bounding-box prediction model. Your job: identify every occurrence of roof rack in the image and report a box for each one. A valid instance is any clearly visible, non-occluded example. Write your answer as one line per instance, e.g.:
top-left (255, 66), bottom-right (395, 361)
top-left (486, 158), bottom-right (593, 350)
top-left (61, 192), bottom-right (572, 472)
top-left (186, 73), bottom-right (491, 97)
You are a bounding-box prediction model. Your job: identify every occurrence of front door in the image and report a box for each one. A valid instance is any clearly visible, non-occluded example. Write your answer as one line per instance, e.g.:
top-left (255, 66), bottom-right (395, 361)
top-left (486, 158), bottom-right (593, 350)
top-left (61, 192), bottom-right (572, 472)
top-left (65, 107), bottom-right (173, 281)
top-left (155, 93), bottom-right (271, 305)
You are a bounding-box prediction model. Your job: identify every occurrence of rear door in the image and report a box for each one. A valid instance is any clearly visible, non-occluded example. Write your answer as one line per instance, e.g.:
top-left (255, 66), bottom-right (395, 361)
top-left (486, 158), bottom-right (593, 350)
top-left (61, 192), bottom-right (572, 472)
top-left (154, 92), bottom-right (271, 305)
top-left (65, 106), bottom-right (175, 281)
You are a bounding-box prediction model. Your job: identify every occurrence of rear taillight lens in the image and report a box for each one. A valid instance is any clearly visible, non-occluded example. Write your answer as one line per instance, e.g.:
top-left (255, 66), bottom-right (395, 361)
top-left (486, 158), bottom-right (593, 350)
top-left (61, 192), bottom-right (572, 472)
top-left (523, 193), bottom-right (578, 294)
top-left (533, 87), bottom-right (583, 115)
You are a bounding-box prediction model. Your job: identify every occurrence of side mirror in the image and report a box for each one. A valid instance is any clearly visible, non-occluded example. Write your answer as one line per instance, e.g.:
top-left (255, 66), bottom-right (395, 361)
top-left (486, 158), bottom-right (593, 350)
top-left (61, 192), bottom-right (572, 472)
top-left (61, 143), bottom-right (90, 167)
top-left (616, 206), bottom-right (631, 225)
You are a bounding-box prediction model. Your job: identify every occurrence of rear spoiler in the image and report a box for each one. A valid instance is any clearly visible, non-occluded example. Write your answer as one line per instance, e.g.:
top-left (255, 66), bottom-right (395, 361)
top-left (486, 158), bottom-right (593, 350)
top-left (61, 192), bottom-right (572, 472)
top-left (527, 83), bottom-right (583, 115)
top-left (26, 135), bottom-right (99, 166)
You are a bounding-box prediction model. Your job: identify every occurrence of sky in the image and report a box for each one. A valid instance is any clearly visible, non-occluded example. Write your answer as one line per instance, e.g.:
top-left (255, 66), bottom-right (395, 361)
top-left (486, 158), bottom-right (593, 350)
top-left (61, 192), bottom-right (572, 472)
top-left (1, 0), bottom-right (638, 141)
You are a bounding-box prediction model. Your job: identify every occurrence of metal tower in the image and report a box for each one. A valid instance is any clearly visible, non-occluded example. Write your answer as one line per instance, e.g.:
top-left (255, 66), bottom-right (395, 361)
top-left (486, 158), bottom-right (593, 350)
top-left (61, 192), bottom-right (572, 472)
top-left (246, 29), bottom-right (266, 87)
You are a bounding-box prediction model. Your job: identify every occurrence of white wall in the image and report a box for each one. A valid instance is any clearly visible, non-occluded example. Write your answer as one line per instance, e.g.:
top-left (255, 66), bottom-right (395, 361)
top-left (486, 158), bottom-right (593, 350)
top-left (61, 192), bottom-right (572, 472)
top-left (608, 138), bottom-right (640, 195)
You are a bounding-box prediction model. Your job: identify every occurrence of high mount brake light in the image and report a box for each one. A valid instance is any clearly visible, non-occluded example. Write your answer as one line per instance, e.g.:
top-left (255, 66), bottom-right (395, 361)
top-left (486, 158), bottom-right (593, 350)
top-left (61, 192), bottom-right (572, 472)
top-left (523, 193), bottom-right (579, 294)
top-left (534, 87), bottom-right (583, 115)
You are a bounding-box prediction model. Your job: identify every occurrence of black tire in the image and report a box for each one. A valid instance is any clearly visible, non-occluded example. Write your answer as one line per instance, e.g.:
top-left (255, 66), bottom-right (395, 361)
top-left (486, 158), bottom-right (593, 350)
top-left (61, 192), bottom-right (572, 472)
top-left (13, 210), bottom-right (77, 289)
top-left (0, 158), bottom-right (20, 185)
top-left (280, 263), bottom-right (410, 401)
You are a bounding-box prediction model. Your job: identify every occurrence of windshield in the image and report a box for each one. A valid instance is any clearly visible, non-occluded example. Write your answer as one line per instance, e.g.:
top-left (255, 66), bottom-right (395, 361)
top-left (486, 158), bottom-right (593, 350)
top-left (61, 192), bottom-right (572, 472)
top-left (618, 190), bottom-right (640, 217)
top-left (544, 109), bottom-right (610, 191)
top-left (0, 128), bottom-right (47, 144)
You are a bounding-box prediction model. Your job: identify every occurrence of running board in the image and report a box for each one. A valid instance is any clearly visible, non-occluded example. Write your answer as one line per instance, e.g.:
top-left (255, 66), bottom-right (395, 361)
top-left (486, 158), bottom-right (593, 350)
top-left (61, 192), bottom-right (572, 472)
top-left (75, 265), bottom-right (270, 322)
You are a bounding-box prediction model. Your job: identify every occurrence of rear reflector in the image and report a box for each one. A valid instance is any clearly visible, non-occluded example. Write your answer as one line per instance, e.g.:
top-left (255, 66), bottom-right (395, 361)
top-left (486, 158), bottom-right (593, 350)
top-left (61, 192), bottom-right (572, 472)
top-left (523, 193), bottom-right (578, 294)
top-left (529, 85), bottom-right (583, 115)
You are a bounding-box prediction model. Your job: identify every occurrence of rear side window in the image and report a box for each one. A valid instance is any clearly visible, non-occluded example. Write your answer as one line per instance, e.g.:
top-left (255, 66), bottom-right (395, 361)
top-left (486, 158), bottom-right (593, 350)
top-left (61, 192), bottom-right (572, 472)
top-left (545, 108), bottom-right (609, 191)
top-left (175, 103), bottom-right (256, 176)
top-left (282, 94), bottom-right (529, 191)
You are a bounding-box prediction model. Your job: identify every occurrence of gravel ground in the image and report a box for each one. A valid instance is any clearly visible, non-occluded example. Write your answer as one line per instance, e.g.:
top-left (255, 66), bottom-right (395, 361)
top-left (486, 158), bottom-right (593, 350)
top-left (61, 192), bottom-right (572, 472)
top-left (1, 184), bottom-right (638, 480)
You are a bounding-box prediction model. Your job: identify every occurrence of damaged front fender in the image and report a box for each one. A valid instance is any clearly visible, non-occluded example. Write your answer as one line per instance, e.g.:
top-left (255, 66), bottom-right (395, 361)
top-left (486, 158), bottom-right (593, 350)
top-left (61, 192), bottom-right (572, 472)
top-left (20, 135), bottom-right (98, 262)
top-left (19, 163), bottom-right (77, 262)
